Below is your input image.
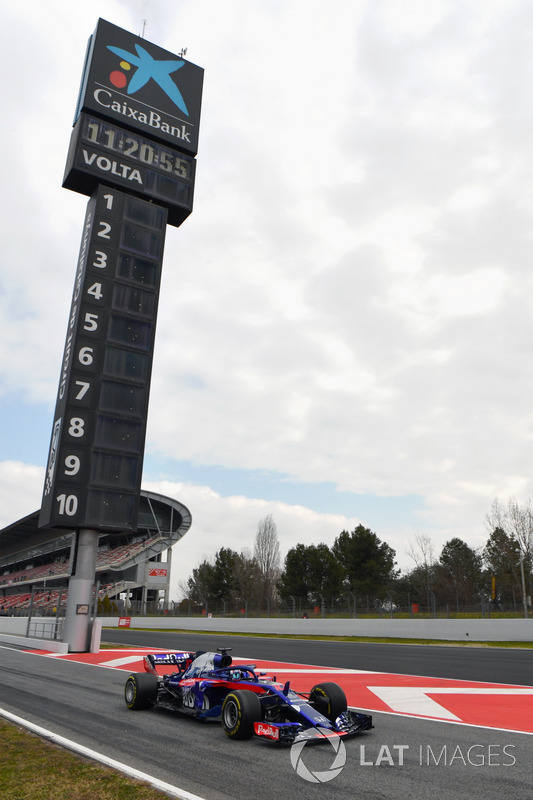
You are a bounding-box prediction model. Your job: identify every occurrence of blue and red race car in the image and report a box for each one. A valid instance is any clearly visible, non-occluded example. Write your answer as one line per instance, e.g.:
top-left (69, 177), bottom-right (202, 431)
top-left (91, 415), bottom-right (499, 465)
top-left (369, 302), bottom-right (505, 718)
top-left (124, 648), bottom-right (372, 743)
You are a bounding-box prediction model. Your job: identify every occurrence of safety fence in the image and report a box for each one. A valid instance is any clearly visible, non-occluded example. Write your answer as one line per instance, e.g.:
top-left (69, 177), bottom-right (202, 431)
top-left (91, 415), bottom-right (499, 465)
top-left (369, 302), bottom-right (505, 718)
top-left (93, 595), bottom-right (531, 619)
top-left (2, 594), bottom-right (530, 620)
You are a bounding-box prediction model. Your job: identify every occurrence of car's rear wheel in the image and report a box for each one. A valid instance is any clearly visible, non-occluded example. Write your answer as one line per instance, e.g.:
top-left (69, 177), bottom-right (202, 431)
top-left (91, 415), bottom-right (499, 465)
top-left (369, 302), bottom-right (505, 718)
top-left (124, 673), bottom-right (158, 710)
top-left (309, 681), bottom-right (347, 722)
top-left (221, 690), bottom-right (261, 739)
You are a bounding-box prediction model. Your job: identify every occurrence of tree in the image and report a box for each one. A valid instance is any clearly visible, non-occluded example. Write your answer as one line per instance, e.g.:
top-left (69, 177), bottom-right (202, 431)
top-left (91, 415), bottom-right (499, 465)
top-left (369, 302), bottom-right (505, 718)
top-left (483, 526), bottom-right (521, 605)
top-left (305, 544), bottom-right (346, 603)
top-left (484, 527), bottom-right (519, 576)
top-left (232, 549), bottom-right (262, 609)
top-left (187, 559), bottom-right (216, 606)
top-left (277, 543), bottom-right (345, 605)
top-left (186, 547), bottom-right (243, 610)
top-left (211, 547), bottom-right (239, 601)
top-left (435, 538), bottom-right (483, 608)
top-left (332, 525), bottom-right (398, 599)
top-left (253, 515), bottom-right (281, 609)
top-left (406, 532), bottom-right (436, 608)
top-left (277, 544), bottom-right (311, 601)
top-left (485, 498), bottom-right (533, 600)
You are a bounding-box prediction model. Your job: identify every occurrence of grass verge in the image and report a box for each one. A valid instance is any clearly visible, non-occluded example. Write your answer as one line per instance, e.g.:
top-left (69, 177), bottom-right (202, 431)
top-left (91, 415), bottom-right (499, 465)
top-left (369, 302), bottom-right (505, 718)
top-left (0, 718), bottom-right (172, 800)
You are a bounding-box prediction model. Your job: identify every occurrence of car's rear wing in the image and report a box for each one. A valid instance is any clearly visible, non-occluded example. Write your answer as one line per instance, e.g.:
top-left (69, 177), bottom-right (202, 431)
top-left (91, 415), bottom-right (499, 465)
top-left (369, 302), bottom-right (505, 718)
top-left (143, 652), bottom-right (195, 675)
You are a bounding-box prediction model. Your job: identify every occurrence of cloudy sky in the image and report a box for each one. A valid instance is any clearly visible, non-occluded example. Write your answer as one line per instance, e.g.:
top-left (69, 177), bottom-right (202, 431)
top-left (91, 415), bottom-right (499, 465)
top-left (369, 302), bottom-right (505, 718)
top-left (1, 0), bottom-right (532, 598)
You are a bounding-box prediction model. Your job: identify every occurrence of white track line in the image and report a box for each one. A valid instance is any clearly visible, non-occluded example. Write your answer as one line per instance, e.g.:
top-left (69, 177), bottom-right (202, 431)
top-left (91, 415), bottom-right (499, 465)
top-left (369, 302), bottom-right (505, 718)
top-left (99, 655), bottom-right (152, 667)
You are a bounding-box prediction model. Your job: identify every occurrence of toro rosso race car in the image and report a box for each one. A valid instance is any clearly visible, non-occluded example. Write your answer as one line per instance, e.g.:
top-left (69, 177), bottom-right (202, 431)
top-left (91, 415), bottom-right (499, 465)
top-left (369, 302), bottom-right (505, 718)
top-left (124, 648), bottom-right (372, 743)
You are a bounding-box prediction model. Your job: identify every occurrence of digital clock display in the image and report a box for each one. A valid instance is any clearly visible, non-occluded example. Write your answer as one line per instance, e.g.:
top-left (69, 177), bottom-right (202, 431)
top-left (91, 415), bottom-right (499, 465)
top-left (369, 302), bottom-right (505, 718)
top-left (82, 116), bottom-right (194, 181)
top-left (63, 113), bottom-right (196, 227)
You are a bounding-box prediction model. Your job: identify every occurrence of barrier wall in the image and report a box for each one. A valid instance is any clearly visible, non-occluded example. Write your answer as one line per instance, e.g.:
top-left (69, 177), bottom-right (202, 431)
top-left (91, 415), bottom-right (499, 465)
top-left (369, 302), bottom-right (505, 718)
top-left (0, 616), bottom-right (68, 653)
top-left (1, 614), bottom-right (532, 648)
top-left (105, 615), bottom-right (533, 642)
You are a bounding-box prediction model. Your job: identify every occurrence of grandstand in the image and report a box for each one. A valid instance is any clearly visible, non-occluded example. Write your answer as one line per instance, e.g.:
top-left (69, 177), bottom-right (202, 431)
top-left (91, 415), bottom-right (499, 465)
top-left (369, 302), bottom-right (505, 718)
top-left (0, 489), bottom-right (191, 616)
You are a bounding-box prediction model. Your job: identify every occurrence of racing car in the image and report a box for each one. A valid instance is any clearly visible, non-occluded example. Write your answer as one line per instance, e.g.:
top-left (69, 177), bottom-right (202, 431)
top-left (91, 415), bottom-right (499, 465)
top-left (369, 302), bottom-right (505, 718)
top-left (124, 648), bottom-right (372, 743)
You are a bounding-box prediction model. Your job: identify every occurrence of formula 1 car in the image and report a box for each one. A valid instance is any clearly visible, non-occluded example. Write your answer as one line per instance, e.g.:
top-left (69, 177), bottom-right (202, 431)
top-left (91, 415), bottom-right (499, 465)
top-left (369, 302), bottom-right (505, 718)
top-left (124, 648), bottom-right (372, 743)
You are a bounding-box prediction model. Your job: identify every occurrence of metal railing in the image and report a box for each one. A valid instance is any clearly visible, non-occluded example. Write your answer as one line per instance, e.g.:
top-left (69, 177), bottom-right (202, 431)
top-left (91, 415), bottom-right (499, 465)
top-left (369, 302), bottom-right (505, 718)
top-left (24, 586), bottom-right (66, 640)
top-left (26, 618), bottom-right (64, 640)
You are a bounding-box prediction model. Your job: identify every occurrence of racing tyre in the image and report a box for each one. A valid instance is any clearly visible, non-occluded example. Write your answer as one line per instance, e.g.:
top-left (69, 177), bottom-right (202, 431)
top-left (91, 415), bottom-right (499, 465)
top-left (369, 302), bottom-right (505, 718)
top-left (125, 673), bottom-right (158, 710)
top-left (309, 681), bottom-right (347, 722)
top-left (221, 690), bottom-right (261, 739)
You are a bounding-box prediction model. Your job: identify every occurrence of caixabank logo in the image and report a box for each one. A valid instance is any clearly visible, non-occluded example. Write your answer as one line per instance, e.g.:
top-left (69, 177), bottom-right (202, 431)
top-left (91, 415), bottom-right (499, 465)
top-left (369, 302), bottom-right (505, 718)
top-left (76, 19), bottom-right (203, 155)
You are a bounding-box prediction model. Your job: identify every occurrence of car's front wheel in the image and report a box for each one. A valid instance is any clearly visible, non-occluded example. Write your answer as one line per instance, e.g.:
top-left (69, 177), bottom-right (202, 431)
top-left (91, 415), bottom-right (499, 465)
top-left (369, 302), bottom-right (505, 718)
top-left (221, 690), bottom-right (261, 739)
top-left (309, 681), bottom-right (347, 722)
top-left (124, 673), bottom-right (158, 710)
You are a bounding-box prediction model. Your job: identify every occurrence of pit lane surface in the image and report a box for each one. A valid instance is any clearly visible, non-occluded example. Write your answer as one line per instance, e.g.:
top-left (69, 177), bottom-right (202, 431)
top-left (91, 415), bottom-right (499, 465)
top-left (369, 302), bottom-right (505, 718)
top-left (44, 646), bottom-right (533, 733)
top-left (1, 638), bottom-right (532, 800)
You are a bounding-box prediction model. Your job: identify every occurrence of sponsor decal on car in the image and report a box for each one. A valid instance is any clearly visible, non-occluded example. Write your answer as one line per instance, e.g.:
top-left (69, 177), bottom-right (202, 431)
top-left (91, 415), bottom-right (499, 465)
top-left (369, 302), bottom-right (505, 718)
top-left (254, 722), bottom-right (280, 740)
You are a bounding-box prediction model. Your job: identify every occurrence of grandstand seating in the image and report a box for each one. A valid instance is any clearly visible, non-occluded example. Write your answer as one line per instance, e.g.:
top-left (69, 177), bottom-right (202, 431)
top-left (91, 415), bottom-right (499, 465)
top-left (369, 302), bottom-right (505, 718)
top-left (0, 535), bottom-right (162, 590)
top-left (0, 561), bottom-right (68, 587)
top-left (0, 531), bottom-right (169, 612)
top-left (0, 582), bottom-right (127, 611)
top-left (0, 593), bottom-right (32, 610)
top-left (0, 489), bottom-right (190, 619)
top-left (95, 540), bottom-right (146, 568)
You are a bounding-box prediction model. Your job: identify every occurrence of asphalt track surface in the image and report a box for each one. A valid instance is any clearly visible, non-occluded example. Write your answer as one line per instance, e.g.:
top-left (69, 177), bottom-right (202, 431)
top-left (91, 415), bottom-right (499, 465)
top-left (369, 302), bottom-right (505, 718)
top-left (0, 633), bottom-right (532, 800)
top-left (101, 628), bottom-right (533, 685)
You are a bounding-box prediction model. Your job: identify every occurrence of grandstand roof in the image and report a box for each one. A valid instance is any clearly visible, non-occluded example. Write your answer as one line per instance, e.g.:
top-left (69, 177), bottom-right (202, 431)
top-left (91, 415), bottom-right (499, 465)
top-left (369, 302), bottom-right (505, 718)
top-left (0, 511), bottom-right (50, 555)
top-left (0, 490), bottom-right (192, 565)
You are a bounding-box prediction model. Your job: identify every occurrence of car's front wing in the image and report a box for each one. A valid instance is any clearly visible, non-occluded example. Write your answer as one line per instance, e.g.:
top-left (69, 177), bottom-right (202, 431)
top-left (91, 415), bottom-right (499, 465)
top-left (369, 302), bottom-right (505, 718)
top-left (253, 710), bottom-right (373, 744)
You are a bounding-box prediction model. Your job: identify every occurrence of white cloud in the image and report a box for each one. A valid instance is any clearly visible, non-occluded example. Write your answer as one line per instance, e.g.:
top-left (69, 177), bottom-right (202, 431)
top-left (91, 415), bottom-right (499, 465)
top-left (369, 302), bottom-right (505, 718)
top-left (0, 462), bottom-right (44, 524)
top-left (3, 0), bottom-right (533, 590)
top-left (0, 462), bottom-right (364, 600)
